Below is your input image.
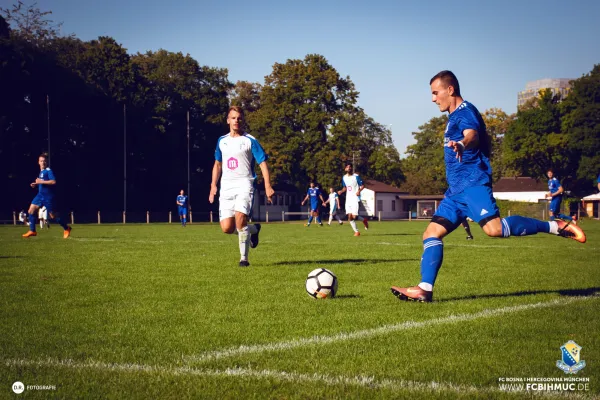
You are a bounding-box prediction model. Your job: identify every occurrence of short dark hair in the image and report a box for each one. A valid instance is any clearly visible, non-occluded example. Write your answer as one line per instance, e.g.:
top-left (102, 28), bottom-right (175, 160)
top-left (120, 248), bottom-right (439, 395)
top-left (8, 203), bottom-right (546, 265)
top-left (345, 161), bottom-right (353, 168)
top-left (39, 153), bottom-right (48, 160)
top-left (430, 70), bottom-right (461, 97)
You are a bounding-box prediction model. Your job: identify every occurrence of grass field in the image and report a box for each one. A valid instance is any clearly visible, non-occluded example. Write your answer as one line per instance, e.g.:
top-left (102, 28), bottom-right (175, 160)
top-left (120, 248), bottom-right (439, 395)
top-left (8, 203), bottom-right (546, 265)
top-left (1, 220), bottom-right (599, 399)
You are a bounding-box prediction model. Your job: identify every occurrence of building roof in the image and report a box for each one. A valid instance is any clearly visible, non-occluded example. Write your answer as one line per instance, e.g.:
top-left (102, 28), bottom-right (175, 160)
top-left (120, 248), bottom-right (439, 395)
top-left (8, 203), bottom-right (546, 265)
top-left (493, 177), bottom-right (547, 192)
top-left (396, 194), bottom-right (444, 200)
top-left (363, 180), bottom-right (406, 193)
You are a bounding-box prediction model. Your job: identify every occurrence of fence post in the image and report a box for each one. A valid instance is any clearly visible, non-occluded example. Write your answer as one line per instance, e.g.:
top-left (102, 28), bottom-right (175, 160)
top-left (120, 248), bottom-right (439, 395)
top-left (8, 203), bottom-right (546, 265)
top-left (266, 211), bottom-right (269, 223)
top-left (71, 211), bottom-right (74, 225)
top-left (378, 211), bottom-right (381, 222)
top-left (508, 210), bottom-right (511, 217)
top-left (282, 211), bottom-right (285, 222)
top-left (409, 211), bottom-right (412, 221)
top-left (541, 209), bottom-right (544, 220)
top-left (13, 211), bottom-right (16, 225)
top-left (210, 211), bottom-right (213, 223)
top-left (189, 211), bottom-right (193, 224)
top-left (97, 211), bottom-right (101, 224)
top-left (169, 211), bottom-right (172, 224)
top-left (146, 211), bottom-right (150, 224)
top-left (123, 211), bottom-right (126, 224)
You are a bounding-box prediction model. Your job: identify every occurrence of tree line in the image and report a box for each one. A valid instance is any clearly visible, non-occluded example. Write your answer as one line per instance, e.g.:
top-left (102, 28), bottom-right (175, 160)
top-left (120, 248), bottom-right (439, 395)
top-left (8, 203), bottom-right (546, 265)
top-left (1, 2), bottom-right (598, 216)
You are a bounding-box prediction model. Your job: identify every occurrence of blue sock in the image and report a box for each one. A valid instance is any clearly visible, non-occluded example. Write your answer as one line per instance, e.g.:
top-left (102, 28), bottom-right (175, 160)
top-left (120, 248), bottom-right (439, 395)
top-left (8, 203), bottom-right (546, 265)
top-left (501, 216), bottom-right (550, 237)
top-left (316, 216), bottom-right (322, 224)
top-left (420, 238), bottom-right (443, 286)
top-left (28, 214), bottom-right (37, 232)
top-left (51, 216), bottom-right (68, 230)
top-left (557, 213), bottom-right (572, 221)
top-left (308, 216), bottom-right (313, 224)
top-left (549, 215), bottom-right (555, 221)
top-left (183, 217), bottom-right (187, 226)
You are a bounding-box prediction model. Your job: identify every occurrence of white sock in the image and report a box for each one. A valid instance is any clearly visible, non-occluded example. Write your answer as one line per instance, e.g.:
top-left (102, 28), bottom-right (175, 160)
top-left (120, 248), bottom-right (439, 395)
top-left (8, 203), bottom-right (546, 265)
top-left (238, 226), bottom-right (249, 260)
top-left (328, 215), bottom-right (333, 224)
top-left (418, 282), bottom-right (433, 292)
top-left (548, 221), bottom-right (559, 235)
top-left (350, 220), bottom-right (358, 232)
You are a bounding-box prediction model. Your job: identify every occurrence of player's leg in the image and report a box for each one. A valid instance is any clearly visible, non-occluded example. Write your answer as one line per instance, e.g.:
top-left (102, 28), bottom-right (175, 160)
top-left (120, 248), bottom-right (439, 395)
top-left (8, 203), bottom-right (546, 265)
top-left (346, 201), bottom-right (360, 235)
top-left (462, 220), bottom-right (474, 240)
top-left (234, 191), bottom-right (260, 265)
top-left (328, 211), bottom-right (333, 225)
top-left (391, 198), bottom-right (460, 302)
top-left (315, 210), bottom-right (323, 226)
top-left (45, 199), bottom-right (70, 238)
top-left (335, 209), bottom-right (343, 224)
top-left (464, 186), bottom-right (586, 243)
top-left (182, 208), bottom-right (188, 226)
top-left (24, 200), bottom-right (41, 237)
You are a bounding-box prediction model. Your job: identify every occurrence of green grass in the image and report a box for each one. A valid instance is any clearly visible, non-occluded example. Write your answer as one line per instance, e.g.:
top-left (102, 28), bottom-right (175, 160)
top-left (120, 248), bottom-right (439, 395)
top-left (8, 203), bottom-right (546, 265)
top-left (1, 220), bottom-right (599, 399)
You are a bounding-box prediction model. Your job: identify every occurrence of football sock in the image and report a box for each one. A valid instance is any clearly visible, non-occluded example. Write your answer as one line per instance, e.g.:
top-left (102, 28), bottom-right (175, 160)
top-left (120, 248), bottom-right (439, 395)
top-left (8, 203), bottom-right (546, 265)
top-left (307, 216), bottom-right (313, 225)
top-left (420, 238), bottom-right (443, 286)
top-left (549, 215), bottom-right (556, 221)
top-left (501, 216), bottom-right (550, 237)
top-left (336, 215), bottom-right (342, 222)
top-left (328, 215), bottom-right (333, 224)
top-left (28, 214), bottom-right (37, 232)
top-left (238, 226), bottom-right (249, 261)
top-left (557, 213), bottom-right (572, 221)
top-left (316, 216), bottom-right (322, 224)
top-left (349, 220), bottom-right (358, 232)
top-left (356, 215), bottom-right (364, 221)
top-left (51, 216), bottom-right (68, 230)
top-left (463, 223), bottom-right (473, 237)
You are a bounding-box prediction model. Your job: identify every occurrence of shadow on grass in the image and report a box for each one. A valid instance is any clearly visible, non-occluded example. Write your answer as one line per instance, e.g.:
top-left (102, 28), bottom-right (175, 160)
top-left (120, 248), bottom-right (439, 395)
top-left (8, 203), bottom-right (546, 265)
top-left (0, 256), bottom-right (26, 259)
top-left (271, 258), bottom-right (418, 266)
top-left (438, 287), bottom-right (600, 303)
top-left (369, 233), bottom-right (422, 236)
top-left (334, 294), bottom-right (361, 299)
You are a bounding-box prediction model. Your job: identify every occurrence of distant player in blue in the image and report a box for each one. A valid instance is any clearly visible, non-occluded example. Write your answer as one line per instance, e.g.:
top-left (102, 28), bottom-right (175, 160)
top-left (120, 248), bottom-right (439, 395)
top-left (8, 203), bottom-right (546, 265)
top-left (176, 189), bottom-right (188, 227)
top-left (546, 169), bottom-right (573, 223)
top-left (391, 71), bottom-right (586, 303)
top-left (22, 153), bottom-right (72, 238)
top-left (301, 182), bottom-right (325, 226)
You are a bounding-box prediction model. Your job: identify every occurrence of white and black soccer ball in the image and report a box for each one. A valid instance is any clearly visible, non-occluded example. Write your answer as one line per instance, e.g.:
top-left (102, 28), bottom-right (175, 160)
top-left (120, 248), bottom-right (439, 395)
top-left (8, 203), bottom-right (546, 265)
top-left (305, 268), bottom-right (338, 299)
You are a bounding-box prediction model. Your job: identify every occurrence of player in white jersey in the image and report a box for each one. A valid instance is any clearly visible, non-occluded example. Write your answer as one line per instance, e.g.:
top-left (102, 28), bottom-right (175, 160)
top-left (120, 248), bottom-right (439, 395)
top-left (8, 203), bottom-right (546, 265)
top-left (322, 187), bottom-right (343, 225)
top-left (38, 206), bottom-right (50, 229)
top-left (338, 162), bottom-right (369, 236)
top-left (209, 106), bottom-right (274, 267)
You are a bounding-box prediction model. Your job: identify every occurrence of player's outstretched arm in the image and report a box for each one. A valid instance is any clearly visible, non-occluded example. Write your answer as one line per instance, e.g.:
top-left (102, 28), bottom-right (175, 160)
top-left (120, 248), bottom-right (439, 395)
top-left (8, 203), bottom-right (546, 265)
top-left (338, 187), bottom-right (346, 196)
top-left (259, 161), bottom-right (275, 204)
top-left (209, 161), bottom-right (222, 203)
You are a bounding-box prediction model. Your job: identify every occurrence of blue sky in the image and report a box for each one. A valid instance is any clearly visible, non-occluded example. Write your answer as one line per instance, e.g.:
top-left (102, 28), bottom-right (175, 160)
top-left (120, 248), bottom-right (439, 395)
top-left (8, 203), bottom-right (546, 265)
top-left (3, 0), bottom-right (599, 155)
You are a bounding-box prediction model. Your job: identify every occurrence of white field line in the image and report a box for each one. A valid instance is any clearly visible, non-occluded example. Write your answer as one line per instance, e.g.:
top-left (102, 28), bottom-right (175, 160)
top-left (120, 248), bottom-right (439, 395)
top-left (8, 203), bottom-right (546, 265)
top-left (375, 242), bottom-right (600, 251)
top-left (185, 295), bottom-right (598, 363)
top-left (3, 359), bottom-right (588, 398)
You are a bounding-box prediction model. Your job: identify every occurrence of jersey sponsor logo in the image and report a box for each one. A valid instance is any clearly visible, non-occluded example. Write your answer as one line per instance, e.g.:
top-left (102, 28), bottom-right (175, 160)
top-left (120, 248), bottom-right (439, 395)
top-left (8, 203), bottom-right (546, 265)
top-left (480, 208), bottom-right (488, 216)
top-left (227, 157), bottom-right (239, 170)
top-left (347, 186), bottom-right (353, 192)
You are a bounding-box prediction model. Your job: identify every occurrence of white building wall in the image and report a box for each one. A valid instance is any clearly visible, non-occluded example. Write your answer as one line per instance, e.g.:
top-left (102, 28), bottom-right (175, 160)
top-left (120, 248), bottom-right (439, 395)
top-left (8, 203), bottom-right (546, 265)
top-left (493, 191), bottom-right (547, 203)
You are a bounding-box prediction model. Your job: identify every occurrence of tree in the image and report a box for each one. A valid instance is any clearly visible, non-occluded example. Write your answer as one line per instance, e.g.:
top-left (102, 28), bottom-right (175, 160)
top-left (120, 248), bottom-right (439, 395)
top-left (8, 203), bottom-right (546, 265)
top-left (0, 1), bottom-right (64, 46)
top-left (229, 81), bottom-right (262, 113)
top-left (400, 116), bottom-right (447, 195)
top-left (560, 64), bottom-right (600, 191)
top-left (481, 108), bottom-right (516, 182)
top-left (503, 89), bottom-right (575, 183)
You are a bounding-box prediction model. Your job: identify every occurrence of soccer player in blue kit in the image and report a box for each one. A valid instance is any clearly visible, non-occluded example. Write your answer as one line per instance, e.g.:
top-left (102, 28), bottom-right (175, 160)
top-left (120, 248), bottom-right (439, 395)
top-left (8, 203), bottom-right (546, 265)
top-left (176, 189), bottom-right (188, 227)
top-left (22, 153), bottom-right (72, 238)
top-left (546, 169), bottom-right (573, 223)
top-left (391, 71), bottom-right (586, 303)
top-left (301, 182), bottom-right (325, 226)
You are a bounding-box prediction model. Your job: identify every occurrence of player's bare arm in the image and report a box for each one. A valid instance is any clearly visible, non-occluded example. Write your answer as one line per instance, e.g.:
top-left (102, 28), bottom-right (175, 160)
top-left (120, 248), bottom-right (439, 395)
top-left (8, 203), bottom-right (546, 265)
top-left (337, 187), bottom-right (346, 196)
top-left (447, 128), bottom-right (479, 162)
top-left (209, 161), bottom-right (222, 203)
top-left (259, 161), bottom-right (274, 204)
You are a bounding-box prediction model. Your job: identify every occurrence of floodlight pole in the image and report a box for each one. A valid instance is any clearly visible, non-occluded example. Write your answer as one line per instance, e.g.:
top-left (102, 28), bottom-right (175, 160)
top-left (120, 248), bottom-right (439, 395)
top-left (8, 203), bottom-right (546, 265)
top-left (187, 110), bottom-right (190, 207)
top-left (124, 104), bottom-right (127, 214)
top-left (46, 95), bottom-right (51, 166)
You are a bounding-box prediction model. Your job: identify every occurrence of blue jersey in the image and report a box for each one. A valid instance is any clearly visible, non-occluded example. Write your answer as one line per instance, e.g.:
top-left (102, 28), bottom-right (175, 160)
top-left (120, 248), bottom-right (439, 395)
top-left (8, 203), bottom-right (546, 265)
top-left (177, 195), bottom-right (188, 208)
top-left (444, 101), bottom-right (492, 197)
top-left (37, 168), bottom-right (56, 197)
top-left (307, 187), bottom-right (322, 209)
top-left (548, 178), bottom-right (562, 196)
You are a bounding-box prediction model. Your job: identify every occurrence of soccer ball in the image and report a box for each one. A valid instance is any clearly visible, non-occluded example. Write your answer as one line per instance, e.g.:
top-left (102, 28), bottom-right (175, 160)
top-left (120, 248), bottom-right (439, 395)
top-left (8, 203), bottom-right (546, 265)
top-left (305, 268), bottom-right (338, 299)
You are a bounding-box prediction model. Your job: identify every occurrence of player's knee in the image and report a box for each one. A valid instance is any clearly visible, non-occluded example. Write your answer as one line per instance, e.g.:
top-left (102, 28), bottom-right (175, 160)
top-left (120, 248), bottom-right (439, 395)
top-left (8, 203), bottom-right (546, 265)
top-left (481, 219), bottom-right (503, 237)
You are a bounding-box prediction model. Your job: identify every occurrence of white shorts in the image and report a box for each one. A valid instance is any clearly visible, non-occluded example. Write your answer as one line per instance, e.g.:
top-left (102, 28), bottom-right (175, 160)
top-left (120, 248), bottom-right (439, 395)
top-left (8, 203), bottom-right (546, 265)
top-left (219, 189), bottom-right (254, 220)
top-left (345, 199), bottom-right (359, 216)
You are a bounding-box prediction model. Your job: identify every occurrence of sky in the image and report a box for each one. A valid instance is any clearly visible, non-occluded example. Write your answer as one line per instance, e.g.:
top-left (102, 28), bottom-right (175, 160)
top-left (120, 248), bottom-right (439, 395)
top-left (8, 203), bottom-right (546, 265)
top-left (3, 0), bottom-right (599, 156)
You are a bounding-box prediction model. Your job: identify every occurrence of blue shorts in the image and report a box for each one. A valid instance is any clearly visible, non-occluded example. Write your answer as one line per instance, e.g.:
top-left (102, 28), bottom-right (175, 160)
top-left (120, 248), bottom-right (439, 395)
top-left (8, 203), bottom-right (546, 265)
top-left (31, 193), bottom-right (54, 214)
top-left (434, 186), bottom-right (499, 228)
top-left (178, 207), bottom-right (188, 216)
top-left (549, 197), bottom-right (562, 213)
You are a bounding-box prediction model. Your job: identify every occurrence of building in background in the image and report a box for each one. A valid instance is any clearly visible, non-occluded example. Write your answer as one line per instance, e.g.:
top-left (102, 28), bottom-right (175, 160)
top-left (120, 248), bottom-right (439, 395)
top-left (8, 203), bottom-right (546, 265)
top-left (517, 78), bottom-right (572, 108)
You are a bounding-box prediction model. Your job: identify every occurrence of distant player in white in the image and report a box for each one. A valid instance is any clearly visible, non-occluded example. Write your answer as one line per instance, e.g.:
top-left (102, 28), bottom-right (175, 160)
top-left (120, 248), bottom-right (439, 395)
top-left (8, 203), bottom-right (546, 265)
top-left (209, 106), bottom-right (274, 267)
top-left (38, 206), bottom-right (50, 229)
top-left (338, 162), bottom-right (369, 236)
top-left (322, 187), bottom-right (343, 225)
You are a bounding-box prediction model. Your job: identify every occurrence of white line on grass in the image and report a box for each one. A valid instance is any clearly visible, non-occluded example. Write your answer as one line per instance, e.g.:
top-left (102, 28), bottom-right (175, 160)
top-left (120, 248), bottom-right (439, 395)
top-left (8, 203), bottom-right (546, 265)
top-left (185, 295), bottom-right (598, 363)
top-left (3, 359), bottom-right (587, 398)
top-left (376, 242), bottom-right (600, 251)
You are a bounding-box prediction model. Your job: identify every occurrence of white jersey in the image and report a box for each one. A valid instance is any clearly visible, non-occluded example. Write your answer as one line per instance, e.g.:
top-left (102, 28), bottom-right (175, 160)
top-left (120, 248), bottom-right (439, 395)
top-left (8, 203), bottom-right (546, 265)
top-left (342, 173), bottom-right (363, 204)
top-left (328, 192), bottom-right (339, 211)
top-left (38, 206), bottom-right (48, 219)
top-left (215, 132), bottom-right (268, 193)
